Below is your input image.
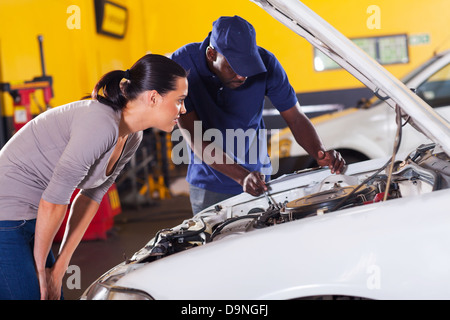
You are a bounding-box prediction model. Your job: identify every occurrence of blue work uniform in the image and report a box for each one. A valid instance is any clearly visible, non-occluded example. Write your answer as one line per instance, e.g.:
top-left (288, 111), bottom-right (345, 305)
top-left (171, 33), bottom-right (298, 195)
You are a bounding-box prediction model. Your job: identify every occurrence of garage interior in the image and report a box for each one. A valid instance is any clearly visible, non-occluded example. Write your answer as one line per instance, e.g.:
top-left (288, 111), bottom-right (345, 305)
top-left (1, 0), bottom-right (449, 300)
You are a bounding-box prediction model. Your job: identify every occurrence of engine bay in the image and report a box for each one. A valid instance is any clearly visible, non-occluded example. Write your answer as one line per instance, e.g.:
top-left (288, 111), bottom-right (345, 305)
top-left (130, 143), bottom-right (450, 264)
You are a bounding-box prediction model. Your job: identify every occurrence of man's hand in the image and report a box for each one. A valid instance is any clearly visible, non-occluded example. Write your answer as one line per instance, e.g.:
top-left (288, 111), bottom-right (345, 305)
top-left (316, 150), bottom-right (346, 174)
top-left (242, 171), bottom-right (268, 196)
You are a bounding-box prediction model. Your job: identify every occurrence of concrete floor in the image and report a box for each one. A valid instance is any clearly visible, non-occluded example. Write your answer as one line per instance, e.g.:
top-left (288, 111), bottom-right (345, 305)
top-left (53, 194), bottom-right (193, 300)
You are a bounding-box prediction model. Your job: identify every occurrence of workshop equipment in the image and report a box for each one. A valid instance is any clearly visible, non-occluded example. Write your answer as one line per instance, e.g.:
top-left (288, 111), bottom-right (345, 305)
top-left (138, 131), bottom-right (171, 200)
top-left (0, 35), bottom-right (53, 135)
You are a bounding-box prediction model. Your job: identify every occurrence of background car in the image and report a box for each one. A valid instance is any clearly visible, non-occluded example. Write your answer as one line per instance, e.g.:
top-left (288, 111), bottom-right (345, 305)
top-left (81, 0), bottom-right (450, 300)
top-left (272, 49), bottom-right (450, 176)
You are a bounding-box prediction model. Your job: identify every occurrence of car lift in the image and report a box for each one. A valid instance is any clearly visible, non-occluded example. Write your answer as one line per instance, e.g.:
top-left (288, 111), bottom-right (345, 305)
top-left (0, 35), bottom-right (53, 137)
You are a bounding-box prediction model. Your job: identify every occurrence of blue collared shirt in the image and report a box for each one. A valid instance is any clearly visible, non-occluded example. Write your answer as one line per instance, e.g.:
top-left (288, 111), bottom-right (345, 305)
top-left (172, 34), bottom-right (298, 194)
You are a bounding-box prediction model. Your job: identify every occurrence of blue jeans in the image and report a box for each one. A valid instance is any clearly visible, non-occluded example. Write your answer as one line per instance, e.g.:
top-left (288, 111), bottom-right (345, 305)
top-left (189, 184), bottom-right (237, 215)
top-left (0, 219), bottom-right (58, 300)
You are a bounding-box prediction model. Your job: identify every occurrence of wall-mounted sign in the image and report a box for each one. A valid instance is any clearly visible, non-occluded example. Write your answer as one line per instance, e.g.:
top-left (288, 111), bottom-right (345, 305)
top-left (314, 34), bottom-right (409, 71)
top-left (409, 34), bottom-right (431, 46)
top-left (94, 0), bottom-right (128, 39)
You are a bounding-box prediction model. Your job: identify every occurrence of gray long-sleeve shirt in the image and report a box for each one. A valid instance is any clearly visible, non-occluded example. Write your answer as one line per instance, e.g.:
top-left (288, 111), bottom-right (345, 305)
top-left (0, 100), bottom-right (142, 221)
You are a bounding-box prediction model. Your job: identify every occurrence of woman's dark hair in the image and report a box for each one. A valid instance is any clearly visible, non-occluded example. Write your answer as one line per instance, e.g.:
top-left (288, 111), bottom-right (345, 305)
top-left (90, 54), bottom-right (187, 111)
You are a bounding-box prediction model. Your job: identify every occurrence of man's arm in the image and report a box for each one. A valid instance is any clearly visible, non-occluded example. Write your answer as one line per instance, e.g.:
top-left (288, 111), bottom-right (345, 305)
top-left (178, 111), bottom-right (267, 196)
top-left (280, 102), bottom-right (345, 174)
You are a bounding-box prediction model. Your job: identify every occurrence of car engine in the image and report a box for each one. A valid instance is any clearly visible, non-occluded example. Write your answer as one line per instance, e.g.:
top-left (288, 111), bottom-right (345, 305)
top-left (130, 143), bottom-right (450, 264)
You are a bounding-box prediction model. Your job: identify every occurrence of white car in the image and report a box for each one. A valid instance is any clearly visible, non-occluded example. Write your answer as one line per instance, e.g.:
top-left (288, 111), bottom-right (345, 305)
top-left (82, 0), bottom-right (450, 300)
top-left (273, 49), bottom-right (450, 175)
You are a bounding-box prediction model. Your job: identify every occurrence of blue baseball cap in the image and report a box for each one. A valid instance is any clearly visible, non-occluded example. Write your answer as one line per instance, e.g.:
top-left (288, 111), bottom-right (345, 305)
top-left (210, 16), bottom-right (267, 77)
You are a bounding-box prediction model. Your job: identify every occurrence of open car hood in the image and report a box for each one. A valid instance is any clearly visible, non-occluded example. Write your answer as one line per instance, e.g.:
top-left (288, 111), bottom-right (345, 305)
top-left (250, 0), bottom-right (450, 155)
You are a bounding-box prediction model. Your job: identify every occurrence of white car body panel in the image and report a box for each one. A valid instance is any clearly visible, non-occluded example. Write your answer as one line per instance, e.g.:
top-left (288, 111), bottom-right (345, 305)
top-left (81, 0), bottom-right (450, 300)
top-left (117, 188), bottom-right (450, 300)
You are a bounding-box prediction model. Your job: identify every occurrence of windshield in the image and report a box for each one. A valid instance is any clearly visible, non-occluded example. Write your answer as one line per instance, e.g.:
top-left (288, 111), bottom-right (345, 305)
top-left (402, 54), bottom-right (443, 84)
top-left (416, 63), bottom-right (450, 109)
top-left (364, 53), bottom-right (446, 109)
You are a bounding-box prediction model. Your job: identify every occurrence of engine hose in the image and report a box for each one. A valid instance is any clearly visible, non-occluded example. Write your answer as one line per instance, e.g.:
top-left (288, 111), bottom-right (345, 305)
top-left (210, 215), bottom-right (260, 241)
top-left (384, 104), bottom-right (403, 201)
top-left (332, 104), bottom-right (404, 211)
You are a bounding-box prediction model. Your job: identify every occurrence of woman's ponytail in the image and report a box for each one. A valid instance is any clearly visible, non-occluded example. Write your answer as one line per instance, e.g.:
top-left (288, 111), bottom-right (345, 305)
top-left (90, 70), bottom-right (128, 111)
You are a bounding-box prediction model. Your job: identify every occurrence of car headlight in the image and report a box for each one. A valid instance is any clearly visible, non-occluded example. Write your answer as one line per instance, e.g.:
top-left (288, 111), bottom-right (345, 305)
top-left (84, 283), bottom-right (153, 300)
top-left (81, 263), bottom-right (153, 300)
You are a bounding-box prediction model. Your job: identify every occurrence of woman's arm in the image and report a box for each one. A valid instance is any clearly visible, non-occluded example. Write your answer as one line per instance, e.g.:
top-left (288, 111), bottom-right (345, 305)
top-left (34, 193), bottom-right (100, 300)
top-left (33, 199), bottom-right (68, 300)
top-left (57, 192), bottom-right (100, 265)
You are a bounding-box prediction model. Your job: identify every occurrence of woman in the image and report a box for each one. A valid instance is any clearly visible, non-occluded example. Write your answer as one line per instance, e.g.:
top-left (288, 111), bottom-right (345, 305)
top-left (0, 54), bottom-right (188, 300)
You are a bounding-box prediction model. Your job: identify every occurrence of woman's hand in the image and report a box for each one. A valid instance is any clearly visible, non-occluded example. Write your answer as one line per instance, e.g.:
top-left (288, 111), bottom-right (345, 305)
top-left (45, 265), bottom-right (64, 300)
top-left (36, 264), bottom-right (64, 300)
top-left (37, 268), bottom-right (49, 300)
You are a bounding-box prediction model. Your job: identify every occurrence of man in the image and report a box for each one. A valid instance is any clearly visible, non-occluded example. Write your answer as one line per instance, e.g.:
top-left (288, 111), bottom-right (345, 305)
top-left (172, 16), bottom-right (345, 214)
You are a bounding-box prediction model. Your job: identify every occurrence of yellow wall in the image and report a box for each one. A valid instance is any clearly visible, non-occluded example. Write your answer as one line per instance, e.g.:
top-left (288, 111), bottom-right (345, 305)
top-left (299, 0), bottom-right (450, 92)
top-left (1, 0), bottom-right (449, 118)
top-left (144, 0), bottom-right (450, 93)
top-left (0, 0), bottom-right (148, 117)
